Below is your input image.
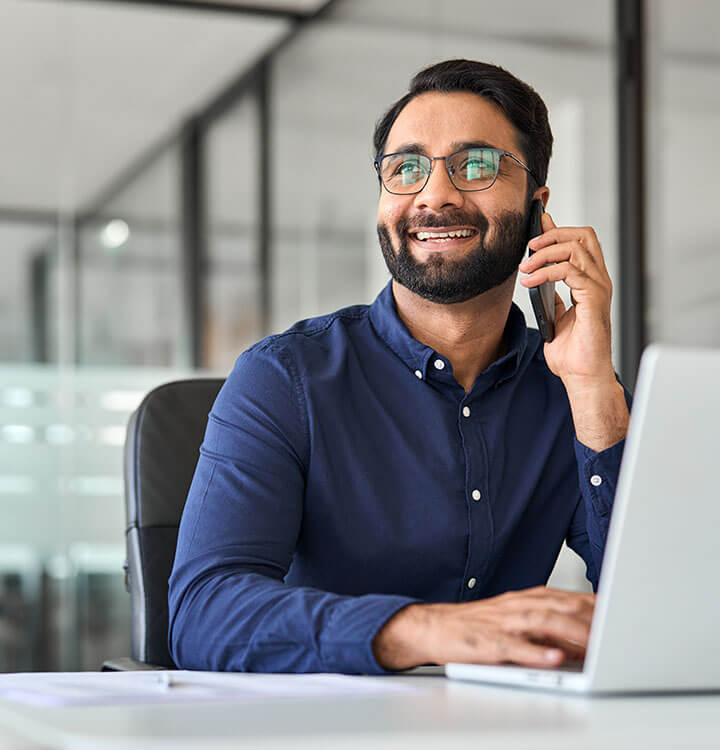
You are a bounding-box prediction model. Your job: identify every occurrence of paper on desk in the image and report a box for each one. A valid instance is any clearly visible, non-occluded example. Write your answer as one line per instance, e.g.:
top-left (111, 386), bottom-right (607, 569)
top-left (0, 670), bottom-right (422, 708)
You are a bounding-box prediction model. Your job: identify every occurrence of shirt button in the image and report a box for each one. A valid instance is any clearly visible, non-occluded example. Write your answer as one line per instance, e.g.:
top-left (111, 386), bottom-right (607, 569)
top-left (467, 577), bottom-right (477, 589)
top-left (433, 359), bottom-right (445, 370)
top-left (462, 406), bottom-right (471, 418)
top-left (414, 370), bottom-right (423, 379)
top-left (590, 474), bottom-right (603, 487)
top-left (471, 489), bottom-right (481, 501)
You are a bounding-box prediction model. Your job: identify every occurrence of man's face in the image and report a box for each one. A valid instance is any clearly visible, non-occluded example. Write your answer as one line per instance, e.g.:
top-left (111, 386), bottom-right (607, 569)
top-left (377, 91), bottom-right (535, 304)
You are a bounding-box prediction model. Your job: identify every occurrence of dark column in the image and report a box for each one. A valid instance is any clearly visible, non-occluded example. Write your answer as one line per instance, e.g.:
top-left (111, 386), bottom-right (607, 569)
top-left (257, 62), bottom-right (272, 337)
top-left (616, 0), bottom-right (647, 390)
top-left (180, 118), bottom-right (205, 367)
top-left (30, 251), bottom-right (49, 362)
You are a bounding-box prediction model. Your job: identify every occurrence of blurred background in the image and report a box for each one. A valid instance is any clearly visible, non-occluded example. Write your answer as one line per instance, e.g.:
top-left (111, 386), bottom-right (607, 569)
top-left (0, 0), bottom-right (717, 671)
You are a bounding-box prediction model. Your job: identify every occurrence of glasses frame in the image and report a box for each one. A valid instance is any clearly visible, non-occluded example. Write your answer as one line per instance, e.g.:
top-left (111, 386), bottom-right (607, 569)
top-left (373, 147), bottom-right (541, 195)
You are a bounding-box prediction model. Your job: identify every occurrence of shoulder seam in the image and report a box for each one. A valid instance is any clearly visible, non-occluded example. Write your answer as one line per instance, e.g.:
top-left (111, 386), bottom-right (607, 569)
top-left (277, 346), bottom-right (310, 473)
top-left (253, 308), bottom-right (368, 353)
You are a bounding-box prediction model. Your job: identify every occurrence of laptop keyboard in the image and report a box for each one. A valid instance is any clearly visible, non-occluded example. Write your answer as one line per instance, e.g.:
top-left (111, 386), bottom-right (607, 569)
top-left (556, 660), bottom-right (584, 673)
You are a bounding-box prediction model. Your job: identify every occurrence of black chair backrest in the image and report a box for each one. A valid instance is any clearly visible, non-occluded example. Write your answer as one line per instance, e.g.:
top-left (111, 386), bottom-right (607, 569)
top-left (124, 378), bottom-right (224, 667)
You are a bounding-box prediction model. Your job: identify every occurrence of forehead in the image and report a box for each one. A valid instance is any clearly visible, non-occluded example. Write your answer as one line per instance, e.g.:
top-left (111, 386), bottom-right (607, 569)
top-left (384, 91), bottom-right (521, 155)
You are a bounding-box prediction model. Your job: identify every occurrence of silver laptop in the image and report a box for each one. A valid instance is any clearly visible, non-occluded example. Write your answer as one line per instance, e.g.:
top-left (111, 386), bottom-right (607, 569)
top-left (446, 344), bottom-right (720, 694)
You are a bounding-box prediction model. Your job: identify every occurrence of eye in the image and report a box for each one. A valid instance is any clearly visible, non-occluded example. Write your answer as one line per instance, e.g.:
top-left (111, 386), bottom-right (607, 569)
top-left (462, 158), bottom-right (495, 176)
top-left (395, 161), bottom-right (422, 176)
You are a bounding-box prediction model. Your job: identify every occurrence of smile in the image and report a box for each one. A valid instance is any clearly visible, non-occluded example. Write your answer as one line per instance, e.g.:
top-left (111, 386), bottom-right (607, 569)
top-left (414, 228), bottom-right (476, 241)
top-left (407, 226), bottom-right (479, 249)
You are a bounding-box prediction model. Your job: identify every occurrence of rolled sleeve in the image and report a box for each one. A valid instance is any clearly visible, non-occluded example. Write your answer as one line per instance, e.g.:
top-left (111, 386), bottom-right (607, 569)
top-left (567, 436), bottom-right (626, 590)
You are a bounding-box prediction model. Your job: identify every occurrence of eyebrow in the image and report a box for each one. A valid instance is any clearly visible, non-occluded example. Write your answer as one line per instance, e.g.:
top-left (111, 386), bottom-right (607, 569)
top-left (386, 140), bottom-right (503, 155)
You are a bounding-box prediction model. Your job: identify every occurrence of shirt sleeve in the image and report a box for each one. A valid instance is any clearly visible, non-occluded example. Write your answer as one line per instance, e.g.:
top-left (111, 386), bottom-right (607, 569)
top-left (167, 342), bottom-right (417, 674)
top-left (565, 379), bottom-right (632, 591)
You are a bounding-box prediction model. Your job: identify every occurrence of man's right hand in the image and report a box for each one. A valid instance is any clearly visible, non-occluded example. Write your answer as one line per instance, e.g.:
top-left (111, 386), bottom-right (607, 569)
top-left (372, 586), bottom-right (595, 671)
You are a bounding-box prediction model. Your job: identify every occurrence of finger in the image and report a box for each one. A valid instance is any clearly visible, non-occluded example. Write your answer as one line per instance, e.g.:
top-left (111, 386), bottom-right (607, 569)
top-left (495, 634), bottom-right (566, 668)
top-left (500, 590), bottom-right (595, 628)
top-left (521, 241), bottom-right (608, 285)
top-left (511, 610), bottom-right (592, 648)
top-left (514, 586), bottom-right (596, 605)
top-left (519, 262), bottom-right (607, 301)
top-left (530, 636), bottom-right (586, 662)
top-left (528, 589), bottom-right (596, 623)
top-left (541, 211), bottom-right (556, 233)
top-left (503, 586), bottom-right (596, 613)
top-left (554, 291), bottom-right (567, 316)
top-left (528, 225), bottom-right (608, 272)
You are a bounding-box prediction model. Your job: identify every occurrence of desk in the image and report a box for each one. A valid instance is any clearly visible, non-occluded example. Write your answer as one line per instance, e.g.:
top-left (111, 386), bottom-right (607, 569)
top-left (0, 673), bottom-right (719, 749)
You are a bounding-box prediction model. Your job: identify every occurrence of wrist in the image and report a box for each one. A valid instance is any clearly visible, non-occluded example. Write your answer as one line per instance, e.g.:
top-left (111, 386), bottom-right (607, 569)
top-left (372, 603), bottom-right (434, 671)
top-left (561, 370), bottom-right (619, 397)
top-left (565, 379), bottom-right (629, 453)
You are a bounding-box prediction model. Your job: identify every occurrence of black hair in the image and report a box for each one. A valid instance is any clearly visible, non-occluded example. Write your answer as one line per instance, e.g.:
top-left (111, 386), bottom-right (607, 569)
top-left (373, 59), bottom-right (553, 192)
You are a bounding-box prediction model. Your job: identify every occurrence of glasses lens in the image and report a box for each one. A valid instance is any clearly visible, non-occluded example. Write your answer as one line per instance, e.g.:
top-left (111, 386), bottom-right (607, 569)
top-left (379, 153), bottom-right (431, 193)
top-left (448, 149), bottom-right (500, 190)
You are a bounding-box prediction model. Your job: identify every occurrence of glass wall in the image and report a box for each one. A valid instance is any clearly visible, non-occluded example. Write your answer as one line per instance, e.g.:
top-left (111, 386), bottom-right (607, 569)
top-left (77, 145), bottom-right (183, 367)
top-left (2, 0), bottom-right (717, 670)
top-left (270, 0), bottom-right (620, 373)
top-left (646, 0), bottom-right (720, 346)
top-left (204, 95), bottom-right (263, 372)
top-left (0, 220), bottom-right (58, 363)
top-left (0, 0), bottom-right (287, 670)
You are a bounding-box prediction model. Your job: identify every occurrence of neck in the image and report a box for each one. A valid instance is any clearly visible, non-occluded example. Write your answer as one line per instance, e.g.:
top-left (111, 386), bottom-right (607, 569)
top-left (392, 276), bottom-right (516, 393)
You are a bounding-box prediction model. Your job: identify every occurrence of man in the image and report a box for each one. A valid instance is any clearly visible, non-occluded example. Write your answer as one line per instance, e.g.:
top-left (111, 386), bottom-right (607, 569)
top-left (168, 59), bottom-right (631, 674)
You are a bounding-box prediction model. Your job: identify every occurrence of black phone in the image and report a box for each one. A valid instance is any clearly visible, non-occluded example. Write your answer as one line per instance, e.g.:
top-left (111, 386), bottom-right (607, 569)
top-left (526, 199), bottom-right (555, 342)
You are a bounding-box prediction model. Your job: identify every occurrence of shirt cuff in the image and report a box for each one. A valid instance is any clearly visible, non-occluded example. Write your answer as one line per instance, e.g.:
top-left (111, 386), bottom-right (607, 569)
top-left (319, 594), bottom-right (420, 675)
top-left (573, 436), bottom-right (626, 516)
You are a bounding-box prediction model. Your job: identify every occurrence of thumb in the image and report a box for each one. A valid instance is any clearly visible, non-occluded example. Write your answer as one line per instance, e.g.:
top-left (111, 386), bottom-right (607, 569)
top-left (541, 211), bottom-right (556, 232)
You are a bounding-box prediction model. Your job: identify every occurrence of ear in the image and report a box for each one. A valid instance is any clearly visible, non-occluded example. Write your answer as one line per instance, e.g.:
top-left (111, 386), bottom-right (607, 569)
top-left (532, 185), bottom-right (550, 209)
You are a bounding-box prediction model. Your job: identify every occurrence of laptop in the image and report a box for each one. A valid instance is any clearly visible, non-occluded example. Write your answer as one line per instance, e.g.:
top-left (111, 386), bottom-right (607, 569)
top-left (446, 344), bottom-right (720, 694)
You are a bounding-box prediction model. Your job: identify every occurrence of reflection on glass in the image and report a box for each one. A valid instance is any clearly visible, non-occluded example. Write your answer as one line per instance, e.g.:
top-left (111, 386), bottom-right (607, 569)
top-left (647, 0), bottom-right (720, 346)
top-left (204, 95), bottom-right (262, 372)
top-left (77, 146), bottom-right (182, 367)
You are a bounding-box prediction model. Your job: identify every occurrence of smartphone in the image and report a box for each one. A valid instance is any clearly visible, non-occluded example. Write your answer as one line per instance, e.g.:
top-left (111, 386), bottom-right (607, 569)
top-left (526, 199), bottom-right (555, 342)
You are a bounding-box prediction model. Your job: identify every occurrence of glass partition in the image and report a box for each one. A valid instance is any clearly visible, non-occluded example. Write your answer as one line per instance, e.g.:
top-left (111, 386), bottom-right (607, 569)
top-left (646, 0), bottom-right (720, 346)
top-left (204, 95), bottom-right (263, 371)
top-left (4, 0), bottom-right (704, 668)
top-left (76, 145), bottom-right (183, 367)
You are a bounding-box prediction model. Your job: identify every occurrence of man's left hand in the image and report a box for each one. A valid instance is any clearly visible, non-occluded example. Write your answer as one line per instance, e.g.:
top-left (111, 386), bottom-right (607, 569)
top-left (518, 212), bottom-right (629, 452)
top-left (518, 212), bottom-right (614, 389)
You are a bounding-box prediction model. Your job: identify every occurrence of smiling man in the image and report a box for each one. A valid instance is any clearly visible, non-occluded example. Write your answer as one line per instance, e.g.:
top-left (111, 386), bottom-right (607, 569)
top-left (169, 59), bottom-right (631, 674)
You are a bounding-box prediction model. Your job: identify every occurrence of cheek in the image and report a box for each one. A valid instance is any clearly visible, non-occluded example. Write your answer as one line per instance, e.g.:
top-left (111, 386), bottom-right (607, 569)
top-left (378, 202), bottom-right (398, 226)
top-left (377, 194), bottom-right (412, 228)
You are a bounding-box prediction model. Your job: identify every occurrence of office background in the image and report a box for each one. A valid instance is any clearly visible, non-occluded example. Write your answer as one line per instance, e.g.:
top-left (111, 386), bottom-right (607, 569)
top-left (0, 0), bottom-right (717, 671)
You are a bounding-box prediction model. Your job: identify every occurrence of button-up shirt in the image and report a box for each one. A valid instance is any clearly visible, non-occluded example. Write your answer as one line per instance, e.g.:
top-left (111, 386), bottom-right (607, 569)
top-left (169, 281), bottom-right (630, 674)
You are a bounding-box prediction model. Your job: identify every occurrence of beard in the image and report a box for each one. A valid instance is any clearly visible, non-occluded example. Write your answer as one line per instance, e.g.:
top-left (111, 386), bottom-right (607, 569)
top-left (377, 203), bottom-right (530, 305)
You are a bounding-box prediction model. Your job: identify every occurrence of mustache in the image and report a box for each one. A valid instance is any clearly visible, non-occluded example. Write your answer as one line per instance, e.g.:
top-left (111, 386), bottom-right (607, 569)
top-left (397, 209), bottom-right (490, 235)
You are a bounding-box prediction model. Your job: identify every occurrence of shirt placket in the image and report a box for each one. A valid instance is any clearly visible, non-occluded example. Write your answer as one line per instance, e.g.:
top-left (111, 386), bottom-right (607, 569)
top-left (457, 392), bottom-right (493, 601)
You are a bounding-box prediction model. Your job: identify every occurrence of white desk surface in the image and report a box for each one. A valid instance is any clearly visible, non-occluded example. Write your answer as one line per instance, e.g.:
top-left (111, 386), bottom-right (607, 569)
top-left (0, 672), bottom-right (719, 750)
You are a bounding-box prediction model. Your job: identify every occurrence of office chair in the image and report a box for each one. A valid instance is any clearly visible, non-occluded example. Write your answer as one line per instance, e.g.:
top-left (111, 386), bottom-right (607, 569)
top-left (103, 378), bottom-right (224, 671)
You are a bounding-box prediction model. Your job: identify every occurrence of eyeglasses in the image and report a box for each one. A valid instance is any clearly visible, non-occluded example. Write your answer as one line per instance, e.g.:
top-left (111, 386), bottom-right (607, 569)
top-left (373, 147), bottom-right (540, 195)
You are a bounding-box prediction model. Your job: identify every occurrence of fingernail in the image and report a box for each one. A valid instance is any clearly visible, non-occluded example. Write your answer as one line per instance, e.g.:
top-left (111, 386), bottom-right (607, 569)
top-left (545, 649), bottom-right (563, 662)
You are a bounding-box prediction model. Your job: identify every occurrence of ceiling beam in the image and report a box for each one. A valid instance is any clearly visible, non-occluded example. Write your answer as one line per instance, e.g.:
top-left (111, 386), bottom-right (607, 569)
top-left (71, 0), bottom-right (316, 22)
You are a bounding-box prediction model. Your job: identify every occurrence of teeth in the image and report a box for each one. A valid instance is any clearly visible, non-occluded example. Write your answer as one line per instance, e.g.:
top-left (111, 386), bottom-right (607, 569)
top-left (415, 229), bottom-right (475, 241)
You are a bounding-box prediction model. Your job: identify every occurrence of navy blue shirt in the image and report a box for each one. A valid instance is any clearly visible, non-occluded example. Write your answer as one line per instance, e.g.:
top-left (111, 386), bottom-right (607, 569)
top-left (169, 281), bottom-right (629, 674)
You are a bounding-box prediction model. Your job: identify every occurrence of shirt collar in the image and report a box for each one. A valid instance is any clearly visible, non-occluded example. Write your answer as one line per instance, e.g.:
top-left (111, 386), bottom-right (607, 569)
top-left (368, 280), bottom-right (530, 388)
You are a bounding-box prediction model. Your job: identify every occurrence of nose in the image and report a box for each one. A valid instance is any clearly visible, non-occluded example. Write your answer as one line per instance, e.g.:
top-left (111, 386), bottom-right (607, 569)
top-left (413, 159), bottom-right (464, 212)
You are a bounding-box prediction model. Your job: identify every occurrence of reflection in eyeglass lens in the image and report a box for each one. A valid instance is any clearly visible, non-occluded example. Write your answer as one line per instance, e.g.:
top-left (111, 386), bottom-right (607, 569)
top-left (380, 149), bottom-right (502, 193)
